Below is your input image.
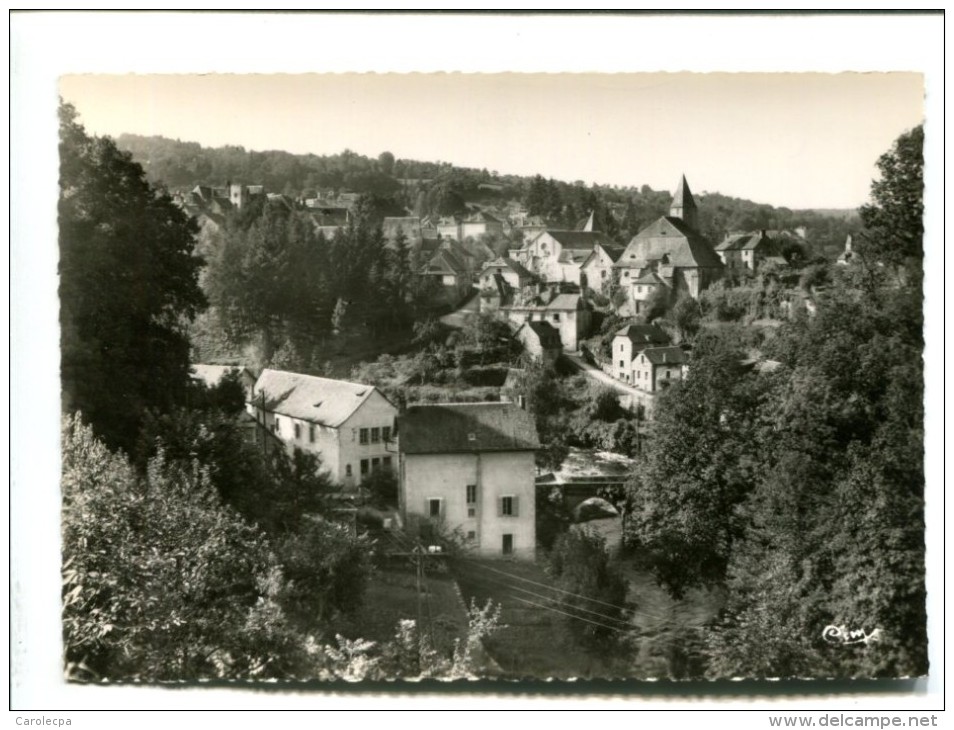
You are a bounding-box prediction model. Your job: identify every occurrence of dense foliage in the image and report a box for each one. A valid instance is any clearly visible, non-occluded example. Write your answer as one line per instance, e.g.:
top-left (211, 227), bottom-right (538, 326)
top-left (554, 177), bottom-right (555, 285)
top-left (59, 104), bottom-right (206, 453)
top-left (624, 126), bottom-right (926, 678)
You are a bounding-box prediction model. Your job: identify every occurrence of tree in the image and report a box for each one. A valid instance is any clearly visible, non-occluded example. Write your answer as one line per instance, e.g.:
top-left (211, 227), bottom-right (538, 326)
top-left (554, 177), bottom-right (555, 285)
top-left (59, 102), bottom-right (206, 452)
top-left (858, 125), bottom-right (923, 273)
top-left (377, 150), bottom-right (395, 176)
top-left (548, 529), bottom-right (628, 644)
top-left (61, 415), bottom-right (306, 681)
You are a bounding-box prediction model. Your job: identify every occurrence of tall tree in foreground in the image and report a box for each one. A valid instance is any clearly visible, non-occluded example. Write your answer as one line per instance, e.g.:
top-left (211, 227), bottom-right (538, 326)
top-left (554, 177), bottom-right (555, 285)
top-left (858, 124), bottom-right (924, 275)
top-left (59, 102), bottom-right (206, 452)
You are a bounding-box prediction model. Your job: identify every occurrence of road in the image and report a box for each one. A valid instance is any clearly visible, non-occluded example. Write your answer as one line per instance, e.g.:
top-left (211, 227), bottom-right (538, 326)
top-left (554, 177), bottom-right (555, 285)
top-left (562, 351), bottom-right (657, 417)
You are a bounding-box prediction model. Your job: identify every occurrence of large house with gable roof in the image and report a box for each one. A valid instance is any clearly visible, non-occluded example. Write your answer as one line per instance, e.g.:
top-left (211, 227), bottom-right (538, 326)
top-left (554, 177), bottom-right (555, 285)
top-left (398, 402), bottom-right (539, 558)
top-left (251, 369), bottom-right (398, 489)
top-left (613, 175), bottom-right (723, 301)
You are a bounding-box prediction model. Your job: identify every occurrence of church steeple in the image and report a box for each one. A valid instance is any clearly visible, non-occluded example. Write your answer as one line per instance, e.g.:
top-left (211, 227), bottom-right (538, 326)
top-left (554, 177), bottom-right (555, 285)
top-left (669, 174), bottom-right (698, 230)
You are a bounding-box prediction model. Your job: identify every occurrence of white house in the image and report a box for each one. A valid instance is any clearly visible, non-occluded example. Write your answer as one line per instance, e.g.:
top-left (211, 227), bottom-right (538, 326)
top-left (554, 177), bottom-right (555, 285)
top-left (251, 369), bottom-right (398, 488)
top-left (611, 324), bottom-right (671, 383)
top-left (398, 402), bottom-right (539, 559)
top-left (631, 346), bottom-right (686, 392)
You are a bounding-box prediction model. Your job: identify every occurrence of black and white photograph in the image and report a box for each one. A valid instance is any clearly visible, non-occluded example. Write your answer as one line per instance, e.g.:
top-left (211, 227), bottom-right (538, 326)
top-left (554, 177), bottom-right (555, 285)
top-left (10, 10), bottom-right (944, 718)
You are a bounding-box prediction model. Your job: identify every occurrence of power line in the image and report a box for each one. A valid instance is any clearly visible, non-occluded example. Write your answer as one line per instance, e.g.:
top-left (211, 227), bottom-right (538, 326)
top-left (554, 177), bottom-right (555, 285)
top-left (507, 593), bottom-right (632, 635)
top-left (467, 565), bottom-right (635, 629)
top-left (459, 558), bottom-right (669, 622)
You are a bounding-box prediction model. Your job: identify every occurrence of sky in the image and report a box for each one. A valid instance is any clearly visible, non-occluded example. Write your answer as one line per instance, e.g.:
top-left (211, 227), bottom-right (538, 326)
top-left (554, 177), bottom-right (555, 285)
top-left (59, 71), bottom-right (922, 210)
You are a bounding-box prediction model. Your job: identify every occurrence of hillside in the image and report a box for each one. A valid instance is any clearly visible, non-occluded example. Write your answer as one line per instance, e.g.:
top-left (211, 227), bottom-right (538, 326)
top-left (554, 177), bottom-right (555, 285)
top-left (116, 133), bottom-right (860, 258)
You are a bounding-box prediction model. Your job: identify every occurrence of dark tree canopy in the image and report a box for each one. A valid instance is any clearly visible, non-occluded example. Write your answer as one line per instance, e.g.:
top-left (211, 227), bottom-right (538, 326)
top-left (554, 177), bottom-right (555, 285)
top-left (858, 125), bottom-right (924, 270)
top-left (59, 102), bottom-right (206, 452)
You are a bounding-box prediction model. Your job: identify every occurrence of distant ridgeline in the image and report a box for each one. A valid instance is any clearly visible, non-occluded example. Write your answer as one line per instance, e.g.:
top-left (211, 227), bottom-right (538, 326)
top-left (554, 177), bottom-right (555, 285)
top-left (117, 133), bottom-right (860, 259)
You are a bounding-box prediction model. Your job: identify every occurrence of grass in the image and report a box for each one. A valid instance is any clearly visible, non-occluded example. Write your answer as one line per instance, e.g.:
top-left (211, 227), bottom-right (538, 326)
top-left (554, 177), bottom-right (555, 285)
top-left (451, 551), bottom-right (725, 680)
top-left (332, 563), bottom-right (469, 660)
top-left (451, 557), bottom-right (628, 679)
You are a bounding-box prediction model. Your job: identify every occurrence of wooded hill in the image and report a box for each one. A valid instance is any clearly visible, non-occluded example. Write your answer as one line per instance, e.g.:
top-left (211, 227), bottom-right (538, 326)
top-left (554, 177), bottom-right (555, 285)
top-left (117, 133), bottom-right (860, 259)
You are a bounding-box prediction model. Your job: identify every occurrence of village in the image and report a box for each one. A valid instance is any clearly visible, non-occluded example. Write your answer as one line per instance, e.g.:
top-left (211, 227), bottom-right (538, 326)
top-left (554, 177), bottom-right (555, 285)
top-left (53, 75), bottom-right (925, 684)
top-left (168, 167), bottom-right (865, 678)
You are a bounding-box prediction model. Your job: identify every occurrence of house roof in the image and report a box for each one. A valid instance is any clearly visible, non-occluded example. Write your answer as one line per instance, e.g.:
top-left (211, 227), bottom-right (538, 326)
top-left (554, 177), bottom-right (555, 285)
top-left (545, 293), bottom-right (584, 311)
top-left (399, 402), bottom-right (540, 454)
top-left (716, 231), bottom-right (778, 253)
top-left (424, 249), bottom-right (468, 277)
top-left (632, 270), bottom-right (668, 286)
top-left (191, 364), bottom-right (253, 388)
top-left (640, 346), bottom-right (687, 366)
top-left (253, 369), bottom-right (385, 428)
top-left (614, 324), bottom-right (671, 347)
top-left (616, 216), bottom-right (723, 269)
top-left (481, 257), bottom-right (533, 280)
top-left (464, 210), bottom-right (501, 224)
top-left (518, 320), bottom-right (563, 348)
top-left (544, 230), bottom-right (616, 251)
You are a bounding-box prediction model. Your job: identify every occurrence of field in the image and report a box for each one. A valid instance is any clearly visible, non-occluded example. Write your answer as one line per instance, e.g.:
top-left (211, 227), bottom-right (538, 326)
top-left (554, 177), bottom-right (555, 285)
top-left (451, 552), bottom-right (724, 680)
top-left (333, 563), bottom-right (470, 660)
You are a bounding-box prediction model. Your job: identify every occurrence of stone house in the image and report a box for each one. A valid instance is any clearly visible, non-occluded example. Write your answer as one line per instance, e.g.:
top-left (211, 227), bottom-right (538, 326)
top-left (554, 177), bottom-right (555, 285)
top-left (514, 320), bottom-right (562, 365)
top-left (251, 369), bottom-right (398, 489)
top-left (631, 346), bottom-right (687, 393)
top-left (580, 241), bottom-right (626, 292)
top-left (478, 257), bottom-right (534, 291)
top-left (502, 289), bottom-right (591, 351)
top-left (611, 324), bottom-right (671, 383)
top-left (522, 229), bottom-right (618, 285)
top-left (716, 230), bottom-right (784, 271)
top-left (398, 402), bottom-right (539, 558)
top-left (420, 248), bottom-right (472, 306)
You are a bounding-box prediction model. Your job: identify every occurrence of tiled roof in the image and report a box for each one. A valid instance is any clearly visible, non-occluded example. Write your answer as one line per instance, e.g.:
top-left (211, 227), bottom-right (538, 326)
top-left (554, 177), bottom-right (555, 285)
top-left (464, 210), bottom-right (501, 224)
top-left (481, 257), bottom-right (533, 279)
top-left (519, 320), bottom-right (563, 348)
top-left (617, 216), bottom-right (723, 269)
top-left (545, 293), bottom-right (583, 311)
top-left (545, 230), bottom-right (616, 251)
top-left (641, 346), bottom-right (687, 366)
top-left (253, 369), bottom-right (386, 428)
top-left (424, 249), bottom-right (468, 277)
top-left (717, 231), bottom-right (778, 252)
top-left (399, 402), bottom-right (540, 454)
top-left (614, 324), bottom-right (671, 346)
top-left (632, 270), bottom-right (668, 286)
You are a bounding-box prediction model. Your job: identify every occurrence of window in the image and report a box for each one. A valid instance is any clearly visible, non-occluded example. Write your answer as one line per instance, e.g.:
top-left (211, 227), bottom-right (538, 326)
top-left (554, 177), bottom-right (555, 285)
top-left (637, 285), bottom-right (643, 294)
top-left (619, 360), bottom-right (624, 368)
top-left (309, 424), bottom-right (315, 443)
top-left (623, 271), bottom-right (630, 277)
top-left (467, 531), bottom-right (476, 541)
top-left (552, 313), bottom-right (560, 322)
top-left (428, 499), bottom-right (442, 518)
top-left (502, 534), bottom-right (514, 555)
top-left (383, 456), bottom-right (392, 471)
top-left (601, 270), bottom-right (607, 279)
top-left (382, 426), bottom-right (391, 442)
top-left (360, 459), bottom-right (369, 476)
top-left (500, 496), bottom-right (518, 517)
top-left (359, 428), bottom-right (369, 445)
top-left (294, 423), bottom-right (301, 439)
top-left (371, 427), bottom-right (380, 443)
top-left (272, 418), bottom-right (280, 434)
top-left (372, 457), bottom-right (380, 471)
top-left (666, 370), bottom-right (671, 379)
top-left (466, 484), bottom-right (477, 504)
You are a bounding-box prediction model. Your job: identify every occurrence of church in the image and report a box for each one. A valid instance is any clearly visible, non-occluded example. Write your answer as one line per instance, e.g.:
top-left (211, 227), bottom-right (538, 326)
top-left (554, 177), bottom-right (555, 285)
top-left (614, 175), bottom-right (723, 304)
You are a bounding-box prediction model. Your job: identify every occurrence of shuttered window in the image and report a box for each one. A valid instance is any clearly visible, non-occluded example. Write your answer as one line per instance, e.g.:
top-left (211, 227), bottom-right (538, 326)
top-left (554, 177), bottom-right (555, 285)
top-left (499, 496), bottom-right (519, 517)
